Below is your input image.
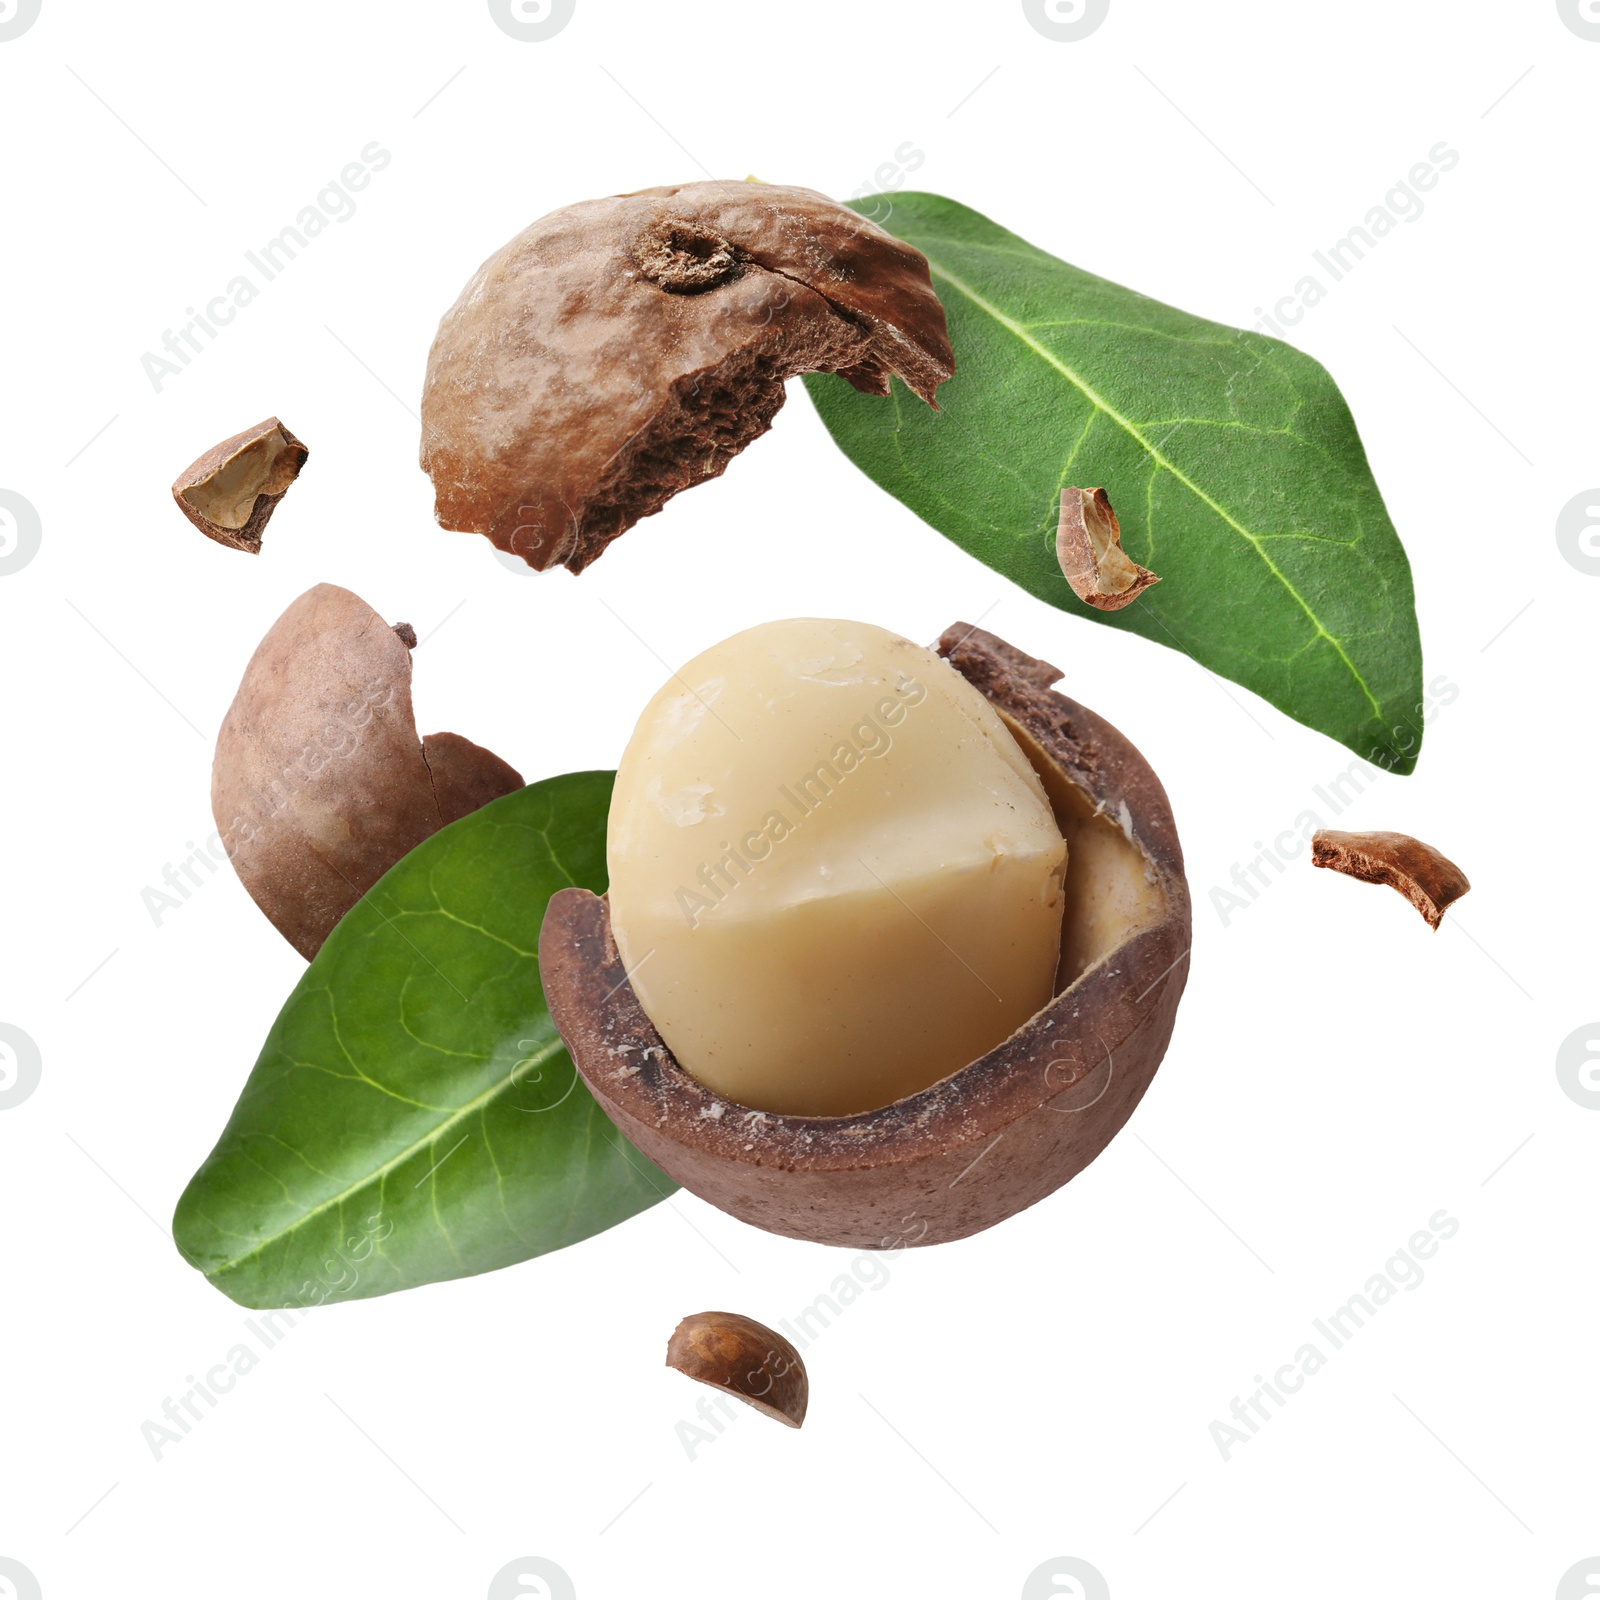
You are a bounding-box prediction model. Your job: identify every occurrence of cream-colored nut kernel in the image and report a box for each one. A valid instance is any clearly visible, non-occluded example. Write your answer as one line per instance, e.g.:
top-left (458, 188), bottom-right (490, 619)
top-left (605, 618), bottom-right (1068, 1118)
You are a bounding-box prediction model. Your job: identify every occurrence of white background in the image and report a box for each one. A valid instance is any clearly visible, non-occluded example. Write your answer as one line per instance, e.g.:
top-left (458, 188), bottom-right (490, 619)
top-left (1, 1), bottom-right (1595, 1596)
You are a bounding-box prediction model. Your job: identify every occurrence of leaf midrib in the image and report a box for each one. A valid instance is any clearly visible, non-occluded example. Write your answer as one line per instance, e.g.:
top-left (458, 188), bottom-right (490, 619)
top-left (202, 1038), bottom-right (569, 1282)
top-left (924, 258), bottom-right (1387, 725)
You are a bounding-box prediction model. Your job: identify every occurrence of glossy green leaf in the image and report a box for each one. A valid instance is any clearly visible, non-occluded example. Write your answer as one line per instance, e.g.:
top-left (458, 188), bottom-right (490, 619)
top-left (805, 193), bottom-right (1425, 773)
top-left (173, 772), bottom-right (674, 1309)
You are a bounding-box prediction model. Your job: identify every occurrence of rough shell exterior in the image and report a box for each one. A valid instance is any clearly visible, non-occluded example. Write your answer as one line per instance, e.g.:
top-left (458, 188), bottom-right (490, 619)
top-left (1055, 485), bottom-right (1160, 611)
top-left (211, 584), bottom-right (523, 959)
top-left (420, 180), bottom-right (953, 574)
top-left (171, 417), bottom-right (307, 554)
top-left (1311, 828), bottom-right (1470, 930)
top-left (539, 624), bottom-right (1191, 1250)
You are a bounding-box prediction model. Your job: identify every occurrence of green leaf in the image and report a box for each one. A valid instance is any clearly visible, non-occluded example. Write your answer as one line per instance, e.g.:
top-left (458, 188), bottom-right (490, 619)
top-left (173, 772), bottom-right (674, 1309)
top-left (804, 193), bottom-right (1425, 773)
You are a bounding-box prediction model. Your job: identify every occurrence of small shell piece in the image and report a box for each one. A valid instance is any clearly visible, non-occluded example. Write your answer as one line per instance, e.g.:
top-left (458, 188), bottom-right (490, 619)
top-left (1311, 830), bottom-right (1470, 930)
top-left (172, 418), bottom-right (308, 554)
top-left (420, 180), bottom-right (954, 573)
top-left (1056, 486), bottom-right (1160, 611)
top-left (666, 1311), bottom-right (808, 1429)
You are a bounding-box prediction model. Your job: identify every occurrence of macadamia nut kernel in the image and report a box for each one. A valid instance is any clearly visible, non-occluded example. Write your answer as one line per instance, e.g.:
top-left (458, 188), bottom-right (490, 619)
top-left (605, 618), bottom-right (1067, 1117)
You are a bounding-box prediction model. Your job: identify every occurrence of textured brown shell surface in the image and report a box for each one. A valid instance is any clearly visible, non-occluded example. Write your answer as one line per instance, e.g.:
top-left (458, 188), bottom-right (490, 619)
top-left (1311, 828), bottom-right (1470, 930)
top-left (421, 732), bottom-right (524, 825)
top-left (665, 1311), bottom-right (808, 1428)
top-left (650, 182), bottom-right (955, 399)
top-left (419, 181), bottom-right (952, 573)
top-left (171, 417), bottom-right (308, 554)
top-left (211, 585), bottom-right (445, 959)
top-left (540, 623), bottom-right (1192, 1250)
top-left (1055, 486), bottom-right (1160, 611)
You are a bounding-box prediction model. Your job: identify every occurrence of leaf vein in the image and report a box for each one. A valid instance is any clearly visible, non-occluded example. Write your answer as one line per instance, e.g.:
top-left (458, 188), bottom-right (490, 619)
top-left (927, 260), bottom-right (1388, 724)
top-left (203, 1040), bottom-right (569, 1281)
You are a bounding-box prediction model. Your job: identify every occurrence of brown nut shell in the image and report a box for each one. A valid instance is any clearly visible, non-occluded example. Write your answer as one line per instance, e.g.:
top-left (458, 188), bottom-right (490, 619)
top-left (666, 1311), bottom-right (808, 1428)
top-left (1311, 829), bottom-right (1470, 930)
top-left (172, 418), bottom-right (308, 554)
top-left (420, 732), bottom-right (525, 825)
top-left (539, 624), bottom-right (1191, 1250)
top-left (212, 584), bottom-right (523, 959)
top-left (420, 180), bottom-right (953, 574)
top-left (1056, 486), bottom-right (1160, 611)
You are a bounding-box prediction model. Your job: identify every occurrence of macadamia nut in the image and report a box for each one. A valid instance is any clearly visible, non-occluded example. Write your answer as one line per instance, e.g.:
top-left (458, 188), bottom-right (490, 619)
top-left (606, 619), bottom-right (1067, 1117)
